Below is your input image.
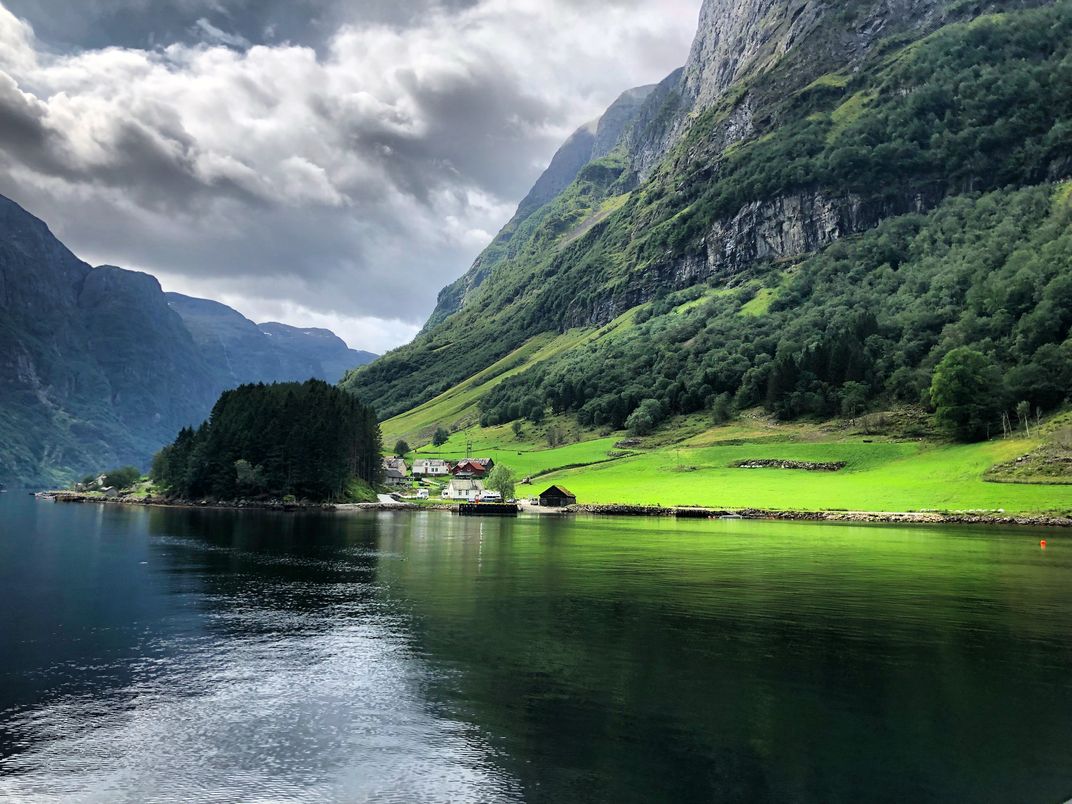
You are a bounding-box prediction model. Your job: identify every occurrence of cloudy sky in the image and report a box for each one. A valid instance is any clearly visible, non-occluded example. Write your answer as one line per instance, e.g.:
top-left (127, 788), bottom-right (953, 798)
top-left (0, 0), bottom-right (701, 352)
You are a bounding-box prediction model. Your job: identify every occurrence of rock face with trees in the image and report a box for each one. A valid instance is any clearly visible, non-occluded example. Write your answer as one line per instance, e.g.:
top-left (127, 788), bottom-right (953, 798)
top-left (344, 0), bottom-right (1071, 444)
top-left (0, 196), bottom-right (376, 489)
top-left (151, 380), bottom-right (382, 503)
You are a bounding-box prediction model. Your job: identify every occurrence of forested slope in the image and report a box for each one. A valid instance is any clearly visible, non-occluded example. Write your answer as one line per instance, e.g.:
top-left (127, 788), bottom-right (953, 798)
top-left (0, 196), bottom-right (376, 487)
top-left (344, 1), bottom-right (1071, 440)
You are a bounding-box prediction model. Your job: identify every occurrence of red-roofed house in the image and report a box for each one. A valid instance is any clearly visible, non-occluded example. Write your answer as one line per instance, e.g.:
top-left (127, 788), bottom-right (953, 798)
top-left (451, 458), bottom-right (495, 478)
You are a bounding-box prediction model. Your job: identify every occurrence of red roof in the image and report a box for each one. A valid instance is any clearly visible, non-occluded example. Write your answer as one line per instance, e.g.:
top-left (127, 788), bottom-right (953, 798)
top-left (452, 459), bottom-right (490, 475)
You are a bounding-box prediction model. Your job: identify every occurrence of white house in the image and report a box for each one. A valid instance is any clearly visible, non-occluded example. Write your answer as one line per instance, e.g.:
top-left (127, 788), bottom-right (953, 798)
top-left (441, 478), bottom-right (485, 501)
top-left (413, 459), bottom-right (450, 477)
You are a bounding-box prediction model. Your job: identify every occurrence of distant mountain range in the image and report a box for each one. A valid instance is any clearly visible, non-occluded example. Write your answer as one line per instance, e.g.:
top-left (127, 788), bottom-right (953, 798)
top-left (165, 293), bottom-right (375, 389)
top-left (0, 194), bottom-right (376, 487)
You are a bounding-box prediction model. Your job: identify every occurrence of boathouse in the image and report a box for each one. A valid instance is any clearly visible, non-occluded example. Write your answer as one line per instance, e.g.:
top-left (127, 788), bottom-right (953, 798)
top-left (538, 485), bottom-right (576, 508)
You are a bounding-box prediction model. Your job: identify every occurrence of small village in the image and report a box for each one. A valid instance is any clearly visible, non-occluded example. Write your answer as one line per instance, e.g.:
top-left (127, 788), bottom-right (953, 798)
top-left (381, 455), bottom-right (577, 509)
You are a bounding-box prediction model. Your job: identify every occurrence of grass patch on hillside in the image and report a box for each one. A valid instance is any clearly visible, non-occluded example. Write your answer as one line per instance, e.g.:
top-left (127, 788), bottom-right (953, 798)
top-left (1055, 180), bottom-right (1072, 210)
top-left (383, 308), bottom-right (643, 445)
top-left (800, 72), bottom-right (851, 93)
top-left (739, 287), bottom-right (778, 317)
top-left (828, 91), bottom-right (876, 141)
top-left (414, 430), bottom-right (626, 482)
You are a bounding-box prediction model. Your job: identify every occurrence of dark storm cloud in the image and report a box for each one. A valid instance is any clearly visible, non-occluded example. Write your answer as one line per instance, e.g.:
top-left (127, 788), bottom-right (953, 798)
top-left (1, 0), bottom-right (482, 51)
top-left (0, 0), bottom-right (701, 351)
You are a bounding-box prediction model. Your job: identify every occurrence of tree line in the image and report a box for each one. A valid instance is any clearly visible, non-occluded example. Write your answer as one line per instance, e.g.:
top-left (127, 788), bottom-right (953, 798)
top-left (151, 380), bottom-right (382, 501)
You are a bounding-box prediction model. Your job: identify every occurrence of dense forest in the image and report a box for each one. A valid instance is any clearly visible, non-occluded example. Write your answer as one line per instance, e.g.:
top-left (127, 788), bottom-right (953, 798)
top-left (344, 3), bottom-right (1072, 440)
top-left (151, 380), bottom-right (382, 501)
top-left (479, 184), bottom-right (1072, 438)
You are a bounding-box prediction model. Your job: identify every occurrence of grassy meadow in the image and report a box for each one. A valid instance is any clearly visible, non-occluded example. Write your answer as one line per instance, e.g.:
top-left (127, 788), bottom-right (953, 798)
top-left (403, 413), bottom-right (1072, 516)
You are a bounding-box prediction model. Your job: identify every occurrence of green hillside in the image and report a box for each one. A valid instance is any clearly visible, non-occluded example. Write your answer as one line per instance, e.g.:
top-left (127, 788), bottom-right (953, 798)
top-left (345, 4), bottom-right (1071, 434)
top-left (342, 2), bottom-right (1072, 515)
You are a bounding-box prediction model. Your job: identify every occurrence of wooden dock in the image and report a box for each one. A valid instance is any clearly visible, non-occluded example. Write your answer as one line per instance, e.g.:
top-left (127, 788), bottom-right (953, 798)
top-left (458, 503), bottom-right (520, 517)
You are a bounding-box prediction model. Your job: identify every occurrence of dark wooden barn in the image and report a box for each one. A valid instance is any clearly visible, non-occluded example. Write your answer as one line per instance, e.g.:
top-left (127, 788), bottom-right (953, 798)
top-left (538, 485), bottom-right (577, 508)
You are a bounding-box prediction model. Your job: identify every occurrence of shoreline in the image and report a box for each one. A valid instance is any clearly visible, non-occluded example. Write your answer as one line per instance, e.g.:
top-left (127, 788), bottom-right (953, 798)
top-left (564, 503), bottom-right (1072, 529)
top-left (31, 492), bottom-right (1071, 528)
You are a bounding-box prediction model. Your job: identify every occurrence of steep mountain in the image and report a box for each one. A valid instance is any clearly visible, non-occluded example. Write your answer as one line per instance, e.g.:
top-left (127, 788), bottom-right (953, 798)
top-left (0, 196), bottom-right (152, 487)
top-left (256, 322), bottom-right (376, 384)
top-left (165, 294), bottom-right (307, 389)
top-left (423, 84), bottom-right (655, 330)
top-left (344, 0), bottom-right (1072, 442)
top-left (163, 296), bottom-right (375, 386)
top-left (0, 197), bottom-right (376, 486)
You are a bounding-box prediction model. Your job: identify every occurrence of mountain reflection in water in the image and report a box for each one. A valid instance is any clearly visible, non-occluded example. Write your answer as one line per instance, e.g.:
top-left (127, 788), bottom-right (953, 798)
top-left (1, 497), bottom-right (1070, 803)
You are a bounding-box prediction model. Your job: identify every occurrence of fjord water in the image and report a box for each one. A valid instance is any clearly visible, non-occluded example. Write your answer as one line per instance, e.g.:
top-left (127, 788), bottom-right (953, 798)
top-left (1, 497), bottom-right (1070, 803)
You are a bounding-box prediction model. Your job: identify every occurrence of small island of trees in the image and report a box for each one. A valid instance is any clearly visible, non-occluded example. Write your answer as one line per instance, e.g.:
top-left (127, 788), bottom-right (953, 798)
top-left (151, 380), bottom-right (382, 502)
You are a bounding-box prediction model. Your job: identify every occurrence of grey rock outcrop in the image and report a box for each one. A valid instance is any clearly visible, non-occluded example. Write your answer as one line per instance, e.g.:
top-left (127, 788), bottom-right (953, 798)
top-left (564, 186), bottom-right (942, 327)
top-left (628, 0), bottom-right (960, 176)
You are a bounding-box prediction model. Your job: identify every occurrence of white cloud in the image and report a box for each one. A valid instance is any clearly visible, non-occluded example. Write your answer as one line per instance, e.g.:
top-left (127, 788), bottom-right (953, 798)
top-left (0, 0), bottom-right (702, 351)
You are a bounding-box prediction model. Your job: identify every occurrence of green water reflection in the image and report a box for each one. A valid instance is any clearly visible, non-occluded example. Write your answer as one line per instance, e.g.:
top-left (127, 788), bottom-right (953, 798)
top-left (376, 514), bottom-right (1072, 803)
top-left (1, 499), bottom-right (1069, 803)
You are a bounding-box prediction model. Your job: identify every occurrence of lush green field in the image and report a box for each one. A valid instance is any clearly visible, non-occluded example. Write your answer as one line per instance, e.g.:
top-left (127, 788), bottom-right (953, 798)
top-left (404, 414), bottom-right (1072, 515)
top-left (544, 437), bottom-right (1071, 514)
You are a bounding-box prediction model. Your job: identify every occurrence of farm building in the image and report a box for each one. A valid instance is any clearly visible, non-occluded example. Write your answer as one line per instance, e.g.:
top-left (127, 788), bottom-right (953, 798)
top-left (538, 485), bottom-right (576, 507)
top-left (413, 459), bottom-right (449, 477)
top-left (451, 458), bottom-right (495, 478)
top-left (383, 456), bottom-right (407, 474)
top-left (384, 467), bottom-right (408, 487)
top-left (442, 478), bottom-right (486, 501)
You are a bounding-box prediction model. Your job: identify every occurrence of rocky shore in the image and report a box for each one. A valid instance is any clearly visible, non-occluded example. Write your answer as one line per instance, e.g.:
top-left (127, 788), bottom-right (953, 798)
top-left (33, 492), bottom-right (1070, 528)
top-left (567, 503), bottom-right (1072, 528)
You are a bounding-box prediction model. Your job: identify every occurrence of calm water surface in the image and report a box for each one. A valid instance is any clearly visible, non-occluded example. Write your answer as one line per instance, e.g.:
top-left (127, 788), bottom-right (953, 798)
top-left (1, 495), bottom-right (1070, 803)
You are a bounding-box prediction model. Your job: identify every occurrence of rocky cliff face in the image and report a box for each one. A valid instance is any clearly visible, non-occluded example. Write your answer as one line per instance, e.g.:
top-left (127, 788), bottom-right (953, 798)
top-left (562, 187), bottom-right (945, 328)
top-left (0, 195), bottom-right (376, 486)
top-left (80, 269), bottom-right (217, 447)
top-left (628, 0), bottom-right (961, 176)
top-left (681, 0), bottom-right (825, 109)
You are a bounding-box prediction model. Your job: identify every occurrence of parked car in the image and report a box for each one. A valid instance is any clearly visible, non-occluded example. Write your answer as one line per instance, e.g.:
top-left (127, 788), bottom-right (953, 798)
top-left (477, 491), bottom-right (503, 503)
